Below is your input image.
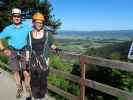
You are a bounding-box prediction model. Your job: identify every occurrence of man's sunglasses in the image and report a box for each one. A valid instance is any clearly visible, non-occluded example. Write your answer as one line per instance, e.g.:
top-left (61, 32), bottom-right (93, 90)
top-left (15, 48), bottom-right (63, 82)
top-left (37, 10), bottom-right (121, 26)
top-left (12, 15), bottom-right (21, 18)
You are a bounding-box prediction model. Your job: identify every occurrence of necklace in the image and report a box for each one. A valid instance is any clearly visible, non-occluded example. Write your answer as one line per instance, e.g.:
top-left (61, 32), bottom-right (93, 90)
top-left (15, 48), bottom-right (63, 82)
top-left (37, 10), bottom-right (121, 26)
top-left (33, 30), bottom-right (44, 39)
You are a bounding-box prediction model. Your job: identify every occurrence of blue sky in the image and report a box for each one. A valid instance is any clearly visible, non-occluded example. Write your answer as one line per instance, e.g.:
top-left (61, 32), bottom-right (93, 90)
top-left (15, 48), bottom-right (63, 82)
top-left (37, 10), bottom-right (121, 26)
top-left (49, 0), bottom-right (133, 31)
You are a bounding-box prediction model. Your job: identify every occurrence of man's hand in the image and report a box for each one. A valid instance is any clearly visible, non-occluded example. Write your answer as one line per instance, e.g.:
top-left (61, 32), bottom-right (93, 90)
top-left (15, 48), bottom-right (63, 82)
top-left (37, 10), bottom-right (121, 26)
top-left (3, 49), bottom-right (11, 56)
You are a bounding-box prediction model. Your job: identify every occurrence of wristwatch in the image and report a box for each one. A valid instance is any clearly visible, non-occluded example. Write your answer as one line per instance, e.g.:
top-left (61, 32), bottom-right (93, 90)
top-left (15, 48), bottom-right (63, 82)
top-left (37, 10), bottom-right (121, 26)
top-left (0, 48), bottom-right (6, 52)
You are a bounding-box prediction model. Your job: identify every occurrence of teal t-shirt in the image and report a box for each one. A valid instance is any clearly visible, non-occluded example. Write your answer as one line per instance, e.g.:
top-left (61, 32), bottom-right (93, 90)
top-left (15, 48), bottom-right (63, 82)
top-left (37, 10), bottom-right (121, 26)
top-left (0, 23), bottom-right (32, 49)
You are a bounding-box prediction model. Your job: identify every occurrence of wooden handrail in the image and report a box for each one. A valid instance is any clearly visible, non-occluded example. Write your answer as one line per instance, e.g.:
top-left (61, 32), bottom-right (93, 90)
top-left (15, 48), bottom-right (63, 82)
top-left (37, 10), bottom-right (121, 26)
top-left (48, 84), bottom-right (79, 100)
top-left (61, 52), bottom-right (133, 72)
top-left (85, 55), bottom-right (133, 72)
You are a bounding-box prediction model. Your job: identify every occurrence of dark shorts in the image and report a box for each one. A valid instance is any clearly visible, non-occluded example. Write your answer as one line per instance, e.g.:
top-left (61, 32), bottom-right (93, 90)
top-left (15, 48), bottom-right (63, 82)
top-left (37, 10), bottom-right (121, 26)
top-left (8, 49), bottom-right (27, 72)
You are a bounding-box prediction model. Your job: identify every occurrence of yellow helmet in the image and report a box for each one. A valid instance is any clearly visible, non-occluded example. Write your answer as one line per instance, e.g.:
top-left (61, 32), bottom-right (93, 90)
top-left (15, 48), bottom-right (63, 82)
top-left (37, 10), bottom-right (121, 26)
top-left (32, 12), bottom-right (45, 22)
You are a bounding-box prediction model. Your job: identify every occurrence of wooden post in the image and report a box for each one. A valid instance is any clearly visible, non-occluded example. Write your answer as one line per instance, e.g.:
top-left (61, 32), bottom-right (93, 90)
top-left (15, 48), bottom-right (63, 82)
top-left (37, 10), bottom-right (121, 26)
top-left (80, 55), bottom-right (86, 100)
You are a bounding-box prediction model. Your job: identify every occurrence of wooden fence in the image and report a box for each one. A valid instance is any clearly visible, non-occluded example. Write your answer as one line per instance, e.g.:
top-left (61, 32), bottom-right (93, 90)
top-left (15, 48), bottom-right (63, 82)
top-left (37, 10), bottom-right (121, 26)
top-left (1, 52), bottom-right (133, 100)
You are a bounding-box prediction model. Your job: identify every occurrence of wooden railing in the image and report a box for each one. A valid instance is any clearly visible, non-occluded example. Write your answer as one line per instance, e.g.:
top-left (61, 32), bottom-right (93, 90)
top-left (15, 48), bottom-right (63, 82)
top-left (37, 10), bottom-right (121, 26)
top-left (1, 52), bottom-right (133, 100)
top-left (48, 52), bottom-right (133, 100)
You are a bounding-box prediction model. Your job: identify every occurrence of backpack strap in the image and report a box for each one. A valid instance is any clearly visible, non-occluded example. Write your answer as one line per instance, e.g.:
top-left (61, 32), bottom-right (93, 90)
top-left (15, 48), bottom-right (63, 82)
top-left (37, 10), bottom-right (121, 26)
top-left (28, 31), bottom-right (32, 52)
top-left (44, 31), bottom-right (48, 46)
top-left (44, 31), bottom-right (50, 66)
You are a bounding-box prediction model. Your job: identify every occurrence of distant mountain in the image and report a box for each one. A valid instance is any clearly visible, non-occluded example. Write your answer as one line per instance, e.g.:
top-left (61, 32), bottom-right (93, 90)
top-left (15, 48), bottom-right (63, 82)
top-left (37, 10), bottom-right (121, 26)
top-left (55, 30), bottom-right (133, 40)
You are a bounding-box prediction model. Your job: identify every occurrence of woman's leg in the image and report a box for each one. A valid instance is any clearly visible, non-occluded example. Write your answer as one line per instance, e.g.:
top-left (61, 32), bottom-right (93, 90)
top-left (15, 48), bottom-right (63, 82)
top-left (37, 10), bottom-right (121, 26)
top-left (31, 69), bottom-right (42, 99)
top-left (39, 70), bottom-right (48, 98)
top-left (30, 69), bottom-right (48, 99)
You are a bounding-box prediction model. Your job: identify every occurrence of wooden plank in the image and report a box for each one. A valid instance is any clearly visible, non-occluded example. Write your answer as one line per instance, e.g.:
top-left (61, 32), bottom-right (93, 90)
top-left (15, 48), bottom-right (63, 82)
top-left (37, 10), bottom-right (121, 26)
top-left (85, 55), bottom-right (133, 72)
top-left (85, 79), bottom-right (133, 99)
top-left (48, 84), bottom-right (79, 100)
top-left (79, 55), bottom-right (86, 100)
top-left (49, 68), bottom-right (80, 83)
top-left (60, 52), bottom-right (133, 72)
top-left (50, 68), bottom-right (133, 99)
top-left (60, 52), bottom-right (80, 60)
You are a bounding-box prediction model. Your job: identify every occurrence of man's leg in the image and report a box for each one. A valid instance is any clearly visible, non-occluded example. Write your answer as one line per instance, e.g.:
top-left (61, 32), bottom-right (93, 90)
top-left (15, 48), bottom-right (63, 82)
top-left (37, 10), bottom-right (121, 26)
top-left (9, 49), bottom-right (23, 98)
top-left (13, 71), bottom-right (23, 98)
top-left (23, 70), bottom-right (31, 87)
top-left (23, 70), bottom-right (32, 99)
top-left (14, 71), bottom-right (21, 85)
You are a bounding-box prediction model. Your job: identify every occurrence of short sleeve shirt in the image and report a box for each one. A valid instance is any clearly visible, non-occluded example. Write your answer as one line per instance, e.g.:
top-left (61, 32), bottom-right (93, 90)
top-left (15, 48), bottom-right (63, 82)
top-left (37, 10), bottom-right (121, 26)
top-left (0, 23), bottom-right (32, 49)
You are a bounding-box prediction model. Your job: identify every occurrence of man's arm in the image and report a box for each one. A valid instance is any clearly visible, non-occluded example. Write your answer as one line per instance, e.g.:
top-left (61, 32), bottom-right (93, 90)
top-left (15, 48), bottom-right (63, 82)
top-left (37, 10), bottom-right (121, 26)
top-left (0, 27), bottom-right (10, 50)
top-left (0, 40), bottom-right (5, 51)
top-left (0, 27), bottom-right (11, 56)
top-left (0, 40), bottom-right (11, 56)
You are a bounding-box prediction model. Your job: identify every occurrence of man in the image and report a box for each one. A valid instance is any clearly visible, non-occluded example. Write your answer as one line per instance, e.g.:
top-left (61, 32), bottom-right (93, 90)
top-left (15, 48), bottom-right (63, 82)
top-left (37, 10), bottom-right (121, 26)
top-left (0, 8), bottom-right (32, 100)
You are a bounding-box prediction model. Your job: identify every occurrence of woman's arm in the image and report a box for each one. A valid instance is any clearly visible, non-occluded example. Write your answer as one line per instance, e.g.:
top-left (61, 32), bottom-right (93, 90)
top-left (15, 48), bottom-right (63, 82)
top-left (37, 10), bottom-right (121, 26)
top-left (47, 32), bottom-right (62, 53)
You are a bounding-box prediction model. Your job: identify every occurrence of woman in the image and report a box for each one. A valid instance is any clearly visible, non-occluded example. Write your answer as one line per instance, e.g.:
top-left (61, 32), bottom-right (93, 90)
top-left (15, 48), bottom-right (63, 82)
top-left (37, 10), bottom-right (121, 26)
top-left (27, 12), bottom-right (59, 100)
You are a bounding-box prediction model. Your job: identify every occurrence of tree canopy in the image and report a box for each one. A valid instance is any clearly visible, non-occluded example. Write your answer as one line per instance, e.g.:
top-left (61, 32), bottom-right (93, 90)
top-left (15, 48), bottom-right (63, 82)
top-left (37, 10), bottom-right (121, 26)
top-left (0, 0), bottom-right (61, 33)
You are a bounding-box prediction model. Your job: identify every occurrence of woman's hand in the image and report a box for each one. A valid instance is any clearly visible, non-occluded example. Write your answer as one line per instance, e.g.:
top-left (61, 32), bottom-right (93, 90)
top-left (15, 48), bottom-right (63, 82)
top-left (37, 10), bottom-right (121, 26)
top-left (51, 44), bottom-right (57, 50)
top-left (55, 48), bottom-right (62, 53)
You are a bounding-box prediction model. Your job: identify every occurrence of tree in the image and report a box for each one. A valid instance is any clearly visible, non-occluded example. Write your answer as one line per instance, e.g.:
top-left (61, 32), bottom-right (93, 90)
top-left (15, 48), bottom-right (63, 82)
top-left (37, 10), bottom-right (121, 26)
top-left (0, 0), bottom-right (61, 33)
top-left (36, 0), bottom-right (62, 33)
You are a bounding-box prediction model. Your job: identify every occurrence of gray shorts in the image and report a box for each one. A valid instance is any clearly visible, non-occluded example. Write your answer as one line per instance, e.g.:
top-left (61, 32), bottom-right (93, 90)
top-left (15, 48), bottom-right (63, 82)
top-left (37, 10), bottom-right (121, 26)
top-left (8, 49), bottom-right (27, 72)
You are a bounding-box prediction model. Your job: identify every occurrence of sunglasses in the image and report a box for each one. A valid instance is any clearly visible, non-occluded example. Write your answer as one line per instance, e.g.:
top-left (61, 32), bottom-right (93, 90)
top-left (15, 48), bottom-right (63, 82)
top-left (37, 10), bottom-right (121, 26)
top-left (13, 15), bottom-right (21, 18)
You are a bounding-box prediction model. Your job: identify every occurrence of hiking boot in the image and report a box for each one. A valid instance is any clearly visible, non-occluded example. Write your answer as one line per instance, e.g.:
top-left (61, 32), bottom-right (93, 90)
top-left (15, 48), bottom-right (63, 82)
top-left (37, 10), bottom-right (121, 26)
top-left (34, 98), bottom-right (43, 100)
top-left (26, 96), bottom-right (32, 100)
top-left (16, 84), bottom-right (23, 98)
